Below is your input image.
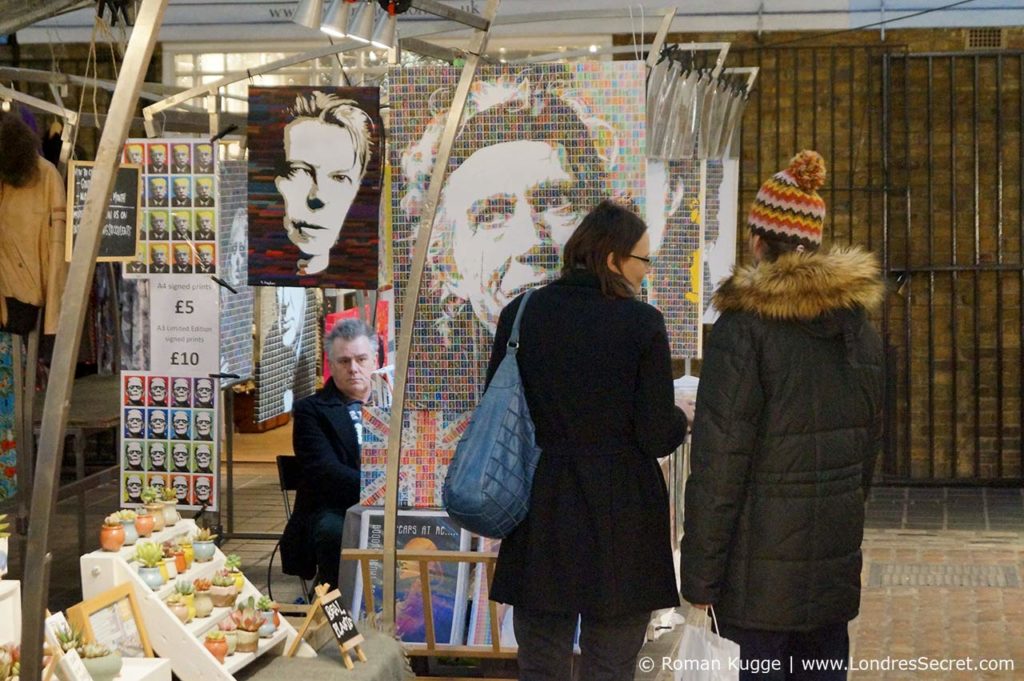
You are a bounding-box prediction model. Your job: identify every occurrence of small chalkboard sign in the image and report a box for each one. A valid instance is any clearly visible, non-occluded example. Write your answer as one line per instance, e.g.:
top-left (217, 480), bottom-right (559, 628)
top-left (66, 160), bottom-right (142, 262)
top-left (288, 584), bottom-right (367, 669)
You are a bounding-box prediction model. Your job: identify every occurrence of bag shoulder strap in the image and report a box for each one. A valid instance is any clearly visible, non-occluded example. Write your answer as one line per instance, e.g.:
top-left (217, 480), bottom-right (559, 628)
top-left (506, 288), bottom-right (535, 354)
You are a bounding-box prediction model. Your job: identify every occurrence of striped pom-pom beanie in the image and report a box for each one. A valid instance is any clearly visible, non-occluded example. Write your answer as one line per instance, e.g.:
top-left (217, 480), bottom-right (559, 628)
top-left (748, 150), bottom-right (827, 248)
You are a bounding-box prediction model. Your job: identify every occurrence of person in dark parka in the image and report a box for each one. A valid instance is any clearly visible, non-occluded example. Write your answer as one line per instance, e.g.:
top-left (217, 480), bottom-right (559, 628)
top-left (680, 151), bottom-right (885, 680)
top-left (487, 200), bottom-right (688, 681)
top-left (281, 319), bottom-right (377, 590)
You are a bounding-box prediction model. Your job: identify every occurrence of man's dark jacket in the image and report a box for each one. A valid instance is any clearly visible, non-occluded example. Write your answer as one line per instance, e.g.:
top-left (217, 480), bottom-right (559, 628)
top-left (680, 247), bottom-right (885, 632)
top-left (488, 271), bottom-right (687, 619)
top-left (281, 380), bottom-right (360, 579)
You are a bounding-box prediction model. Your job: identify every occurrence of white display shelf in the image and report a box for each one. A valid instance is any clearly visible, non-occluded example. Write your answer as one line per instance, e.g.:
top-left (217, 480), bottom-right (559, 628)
top-left (120, 657), bottom-right (173, 681)
top-left (81, 519), bottom-right (315, 680)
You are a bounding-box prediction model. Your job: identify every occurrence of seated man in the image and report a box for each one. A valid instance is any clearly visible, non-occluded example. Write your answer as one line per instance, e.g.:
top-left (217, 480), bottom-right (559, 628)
top-left (281, 318), bottom-right (377, 590)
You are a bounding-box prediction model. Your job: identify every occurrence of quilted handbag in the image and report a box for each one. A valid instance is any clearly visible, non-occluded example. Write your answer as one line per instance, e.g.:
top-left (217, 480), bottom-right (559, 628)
top-left (443, 289), bottom-right (541, 539)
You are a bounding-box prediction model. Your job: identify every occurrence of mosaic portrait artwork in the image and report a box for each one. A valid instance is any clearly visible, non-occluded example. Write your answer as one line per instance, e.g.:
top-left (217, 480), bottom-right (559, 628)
top-left (120, 372), bottom-right (219, 511)
top-left (647, 158), bottom-right (704, 358)
top-left (247, 87), bottom-right (382, 288)
top-left (254, 287), bottom-right (320, 423)
top-left (702, 158), bottom-right (740, 324)
top-left (218, 159), bottom-right (254, 384)
top-left (0, 334), bottom-right (16, 498)
top-left (390, 63), bottom-right (646, 414)
top-left (122, 139), bottom-right (217, 277)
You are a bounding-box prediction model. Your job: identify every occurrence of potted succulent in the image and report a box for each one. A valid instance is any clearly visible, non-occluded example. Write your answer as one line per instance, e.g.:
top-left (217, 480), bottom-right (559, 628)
top-left (217, 615), bottom-right (238, 656)
top-left (140, 486), bottom-right (165, 532)
top-left (204, 630), bottom-right (228, 664)
top-left (192, 578), bottom-right (214, 618)
top-left (117, 509), bottom-right (139, 545)
top-left (231, 599), bottom-right (264, 653)
top-left (78, 642), bottom-right (123, 681)
top-left (255, 595), bottom-right (277, 638)
top-left (209, 570), bottom-right (237, 608)
top-left (100, 514), bottom-right (125, 552)
top-left (225, 554), bottom-right (244, 590)
top-left (134, 541), bottom-right (165, 590)
top-left (160, 486), bottom-right (180, 526)
top-left (55, 624), bottom-right (83, 653)
top-left (165, 593), bottom-right (189, 624)
top-left (174, 579), bottom-right (196, 620)
top-left (176, 534), bottom-right (194, 569)
top-left (192, 526), bottom-right (217, 562)
top-left (0, 642), bottom-right (19, 681)
top-left (160, 541), bottom-right (178, 580)
top-left (134, 506), bottom-right (155, 538)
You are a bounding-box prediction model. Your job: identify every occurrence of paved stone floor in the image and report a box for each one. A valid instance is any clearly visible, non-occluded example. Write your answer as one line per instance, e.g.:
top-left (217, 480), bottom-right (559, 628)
top-left (6, 470), bottom-right (1022, 678)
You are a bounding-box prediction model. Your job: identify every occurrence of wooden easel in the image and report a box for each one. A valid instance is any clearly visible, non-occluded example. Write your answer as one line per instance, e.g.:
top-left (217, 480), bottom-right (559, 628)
top-left (286, 584), bottom-right (367, 670)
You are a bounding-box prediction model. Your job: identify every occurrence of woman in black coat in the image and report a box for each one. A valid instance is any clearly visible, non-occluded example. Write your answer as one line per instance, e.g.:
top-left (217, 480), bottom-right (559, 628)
top-left (487, 200), bottom-right (687, 681)
top-left (681, 151), bottom-right (884, 679)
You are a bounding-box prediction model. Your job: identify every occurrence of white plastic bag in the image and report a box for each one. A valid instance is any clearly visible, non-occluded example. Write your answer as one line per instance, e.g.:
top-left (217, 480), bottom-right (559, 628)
top-left (673, 607), bottom-right (740, 681)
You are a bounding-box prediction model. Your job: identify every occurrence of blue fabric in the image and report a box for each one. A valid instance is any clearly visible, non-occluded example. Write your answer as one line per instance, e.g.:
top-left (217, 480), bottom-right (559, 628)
top-left (443, 289), bottom-right (541, 539)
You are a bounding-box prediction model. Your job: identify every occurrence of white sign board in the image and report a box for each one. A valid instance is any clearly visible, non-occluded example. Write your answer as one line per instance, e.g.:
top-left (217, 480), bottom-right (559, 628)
top-left (149, 275), bottom-right (220, 376)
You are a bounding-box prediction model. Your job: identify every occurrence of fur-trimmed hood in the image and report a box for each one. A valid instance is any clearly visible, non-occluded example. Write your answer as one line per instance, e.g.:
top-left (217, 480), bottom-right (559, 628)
top-left (712, 246), bottom-right (884, 321)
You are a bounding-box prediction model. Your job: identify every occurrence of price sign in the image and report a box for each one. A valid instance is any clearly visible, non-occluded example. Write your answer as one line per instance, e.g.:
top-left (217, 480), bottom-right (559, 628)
top-left (65, 160), bottom-right (142, 262)
top-left (149, 274), bottom-right (219, 376)
top-left (321, 589), bottom-right (363, 651)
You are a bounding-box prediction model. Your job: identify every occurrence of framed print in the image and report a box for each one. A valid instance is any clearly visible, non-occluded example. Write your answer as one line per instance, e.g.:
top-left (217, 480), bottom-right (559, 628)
top-left (67, 583), bottom-right (153, 658)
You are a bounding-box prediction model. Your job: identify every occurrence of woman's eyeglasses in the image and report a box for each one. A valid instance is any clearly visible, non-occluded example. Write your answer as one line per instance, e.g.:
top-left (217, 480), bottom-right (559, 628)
top-left (629, 254), bottom-right (653, 265)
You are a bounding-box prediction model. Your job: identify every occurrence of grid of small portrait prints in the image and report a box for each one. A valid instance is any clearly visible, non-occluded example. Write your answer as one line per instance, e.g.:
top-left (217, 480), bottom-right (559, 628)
top-left (123, 139), bottom-right (218, 277)
top-left (120, 372), bottom-right (219, 511)
top-left (253, 288), bottom-right (320, 423)
top-left (648, 159), bottom-right (704, 358)
top-left (359, 408), bottom-right (470, 508)
top-left (388, 62), bottom-right (647, 415)
top-left (703, 160), bottom-right (724, 312)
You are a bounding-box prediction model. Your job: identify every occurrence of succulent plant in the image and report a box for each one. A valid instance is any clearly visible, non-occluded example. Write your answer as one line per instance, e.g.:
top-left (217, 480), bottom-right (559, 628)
top-left (224, 554), bottom-right (242, 572)
top-left (255, 595), bottom-right (273, 611)
top-left (161, 486), bottom-right (178, 502)
top-left (194, 527), bottom-right (217, 542)
top-left (211, 571), bottom-right (235, 588)
top-left (134, 541), bottom-right (164, 568)
top-left (116, 509), bottom-right (137, 521)
top-left (165, 593), bottom-right (183, 605)
top-left (0, 514), bottom-right (9, 540)
top-left (232, 597), bottom-right (264, 632)
top-left (193, 577), bottom-right (212, 591)
top-left (140, 486), bottom-right (159, 504)
top-left (55, 624), bottom-right (83, 653)
top-left (0, 643), bottom-right (19, 681)
top-left (204, 630), bottom-right (225, 641)
top-left (217, 616), bottom-right (237, 632)
top-left (174, 580), bottom-right (195, 595)
top-left (103, 513), bottom-right (123, 527)
top-left (78, 642), bottom-right (112, 659)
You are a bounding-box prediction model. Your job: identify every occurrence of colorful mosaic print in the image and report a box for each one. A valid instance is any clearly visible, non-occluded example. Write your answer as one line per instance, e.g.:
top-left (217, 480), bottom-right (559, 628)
top-left (389, 63), bottom-right (646, 413)
top-left (647, 158), bottom-right (704, 358)
top-left (122, 139), bottom-right (217, 277)
top-left (359, 408), bottom-right (471, 508)
top-left (247, 87), bottom-right (382, 289)
top-left (120, 372), bottom-right (218, 511)
top-left (0, 334), bottom-right (16, 498)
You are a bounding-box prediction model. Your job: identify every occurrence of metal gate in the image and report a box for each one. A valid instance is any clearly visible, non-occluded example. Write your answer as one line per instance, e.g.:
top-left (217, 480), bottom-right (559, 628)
top-left (729, 44), bottom-right (1024, 483)
top-left (882, 52), bottom-right (1024, 483)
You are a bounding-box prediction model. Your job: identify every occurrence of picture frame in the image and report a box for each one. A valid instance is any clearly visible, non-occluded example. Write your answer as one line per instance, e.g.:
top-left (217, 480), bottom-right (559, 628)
top-left (66, 583), bottom-right (153, 657)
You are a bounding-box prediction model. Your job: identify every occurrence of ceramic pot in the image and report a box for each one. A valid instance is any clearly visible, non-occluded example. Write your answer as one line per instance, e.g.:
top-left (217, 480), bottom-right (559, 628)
top-left (272, 606), bottom-right (281, 627)
top-left (99, 524), bottom-right (125, 552)
top-left (138, 565), bottom-right (164, 590)
top-left (209, 584), bottom-right (236, 608)
top-left (158, 562), bottom-right (169, 582)
top-left (222, 630), bottom-right (237, 656)
top-left (81, 652), bottom-right (122, 681)
top-left (258, 612), bottom-right (276, 638)
top-left (232, 571), bottom-right (244, 591)
top-left (193, 540), bottom-right (215, 562)
top-left (161, 501), bottom-right (179, 527)
top-left (182, 545), bottom-right (194, 568)
top-left (146, 502), bottom-right (165, 531)
top-left (204, 637), bottom-right (228, 664)
top-left (168, 600), bottom-right (189, 623)
top-left (235, 630), bottom-right (259, 653)
top-left (120, 519), bottom-right (139, 545)
top-left (134, 513), bottom-right (154, 538)
top-left (174, 551), bottom-right (187, 573)
top-left (183, 592), bottom-right (196, 620)
top-left (194, 591), bottom-right (214, 618)
top-left (163, 557), bottom-right (178, 579)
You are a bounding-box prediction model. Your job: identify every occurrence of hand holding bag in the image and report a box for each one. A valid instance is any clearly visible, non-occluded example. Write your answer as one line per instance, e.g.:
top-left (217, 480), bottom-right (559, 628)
top-left (443, 289), bottom-right (541, 539)
top-left (674, 606), bottom-right (740, 681)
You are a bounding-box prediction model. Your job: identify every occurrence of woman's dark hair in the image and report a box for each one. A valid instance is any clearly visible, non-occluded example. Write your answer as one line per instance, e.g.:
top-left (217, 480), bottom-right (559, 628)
top-left (0, 111), bottom-right (41, 188)
top-left (753, 229), bottom-right (820, 263)
top-left (561, 199), bottom-right (647, 299)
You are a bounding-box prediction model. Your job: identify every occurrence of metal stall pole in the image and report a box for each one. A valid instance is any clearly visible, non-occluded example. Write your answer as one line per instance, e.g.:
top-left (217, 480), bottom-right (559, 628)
top-left (19, 2), bottom-right (168, 678)
top-left (380, 0), bottom-right (499, 629)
